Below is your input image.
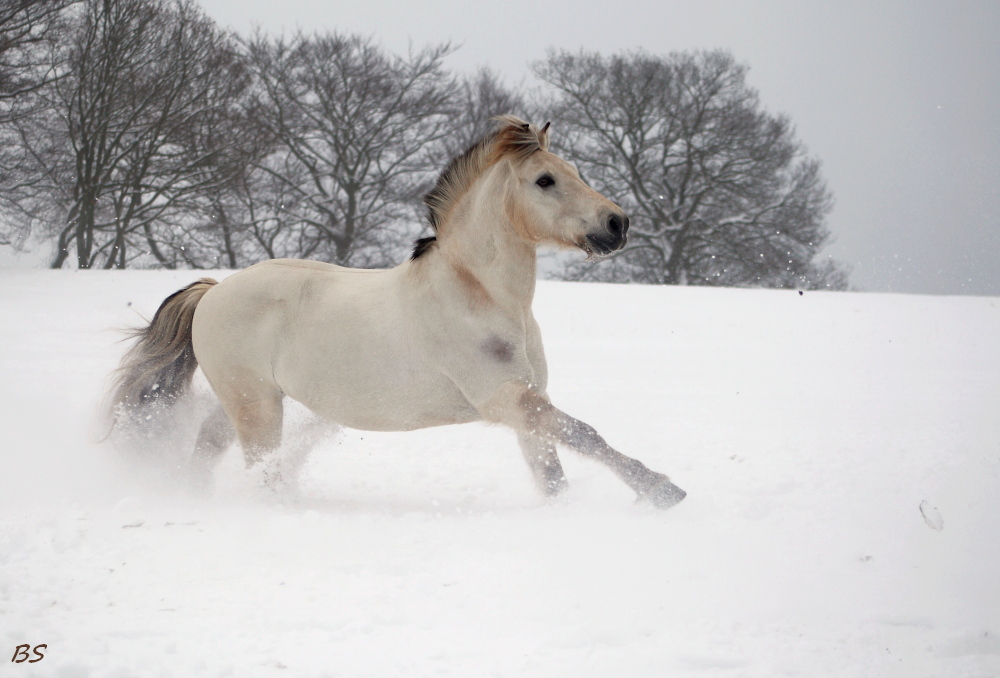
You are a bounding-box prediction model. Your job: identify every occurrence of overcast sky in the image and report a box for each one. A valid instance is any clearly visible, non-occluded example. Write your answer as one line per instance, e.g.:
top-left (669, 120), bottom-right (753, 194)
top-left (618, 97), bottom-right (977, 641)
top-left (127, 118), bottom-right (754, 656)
top-left (199, 1), bottom-right (1000, 294)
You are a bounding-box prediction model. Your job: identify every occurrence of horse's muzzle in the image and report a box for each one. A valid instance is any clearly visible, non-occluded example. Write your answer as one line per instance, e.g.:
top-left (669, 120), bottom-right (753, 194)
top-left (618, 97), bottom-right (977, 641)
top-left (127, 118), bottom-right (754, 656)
top-left (585, 213), bottom-right (629, 256)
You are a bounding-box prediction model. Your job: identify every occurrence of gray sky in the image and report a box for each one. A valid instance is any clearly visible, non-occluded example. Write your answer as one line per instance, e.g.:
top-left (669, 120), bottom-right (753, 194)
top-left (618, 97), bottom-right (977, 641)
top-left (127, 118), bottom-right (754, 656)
top-left (203, 0), bottom-right (1000, 294)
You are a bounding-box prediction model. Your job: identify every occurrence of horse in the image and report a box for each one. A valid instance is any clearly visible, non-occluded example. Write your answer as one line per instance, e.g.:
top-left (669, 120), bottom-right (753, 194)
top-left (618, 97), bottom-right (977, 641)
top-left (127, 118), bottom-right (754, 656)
top-left (108, 116), bottom-right (686, 509)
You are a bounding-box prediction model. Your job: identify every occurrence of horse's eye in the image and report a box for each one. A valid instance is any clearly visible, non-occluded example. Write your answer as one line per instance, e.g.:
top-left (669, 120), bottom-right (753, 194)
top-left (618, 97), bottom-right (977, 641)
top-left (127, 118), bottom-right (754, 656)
top-left (535, 174), bottom-right (555, 189)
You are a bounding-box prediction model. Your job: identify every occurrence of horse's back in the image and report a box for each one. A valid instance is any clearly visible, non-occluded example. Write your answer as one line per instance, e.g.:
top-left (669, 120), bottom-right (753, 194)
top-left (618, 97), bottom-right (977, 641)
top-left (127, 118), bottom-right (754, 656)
top-left (192, 258), bottom-right (382, 370)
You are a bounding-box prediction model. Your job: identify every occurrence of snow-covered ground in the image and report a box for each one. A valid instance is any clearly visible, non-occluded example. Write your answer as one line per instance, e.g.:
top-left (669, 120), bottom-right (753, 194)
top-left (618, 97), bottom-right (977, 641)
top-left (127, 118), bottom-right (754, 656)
top-left (1, 269), bottom-right (998, 677)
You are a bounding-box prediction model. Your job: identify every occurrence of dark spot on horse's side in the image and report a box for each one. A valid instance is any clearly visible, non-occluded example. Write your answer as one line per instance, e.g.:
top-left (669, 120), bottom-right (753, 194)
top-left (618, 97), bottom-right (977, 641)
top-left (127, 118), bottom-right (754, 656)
top-left (483, 335), bottom-right (514, 363)
top-left (410, 236), bottom-right (437, 260)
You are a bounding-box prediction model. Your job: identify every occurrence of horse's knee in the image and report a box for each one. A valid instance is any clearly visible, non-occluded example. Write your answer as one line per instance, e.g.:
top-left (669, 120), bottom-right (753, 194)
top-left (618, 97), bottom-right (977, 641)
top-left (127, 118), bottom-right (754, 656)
top-left (479, 381), bottom-right (554, 431)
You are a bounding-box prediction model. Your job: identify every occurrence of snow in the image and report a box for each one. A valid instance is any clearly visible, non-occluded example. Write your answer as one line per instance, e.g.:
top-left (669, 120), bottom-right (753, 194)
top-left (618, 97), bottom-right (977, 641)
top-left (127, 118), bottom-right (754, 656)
top-left (1, 268), bottom-right (999, 677)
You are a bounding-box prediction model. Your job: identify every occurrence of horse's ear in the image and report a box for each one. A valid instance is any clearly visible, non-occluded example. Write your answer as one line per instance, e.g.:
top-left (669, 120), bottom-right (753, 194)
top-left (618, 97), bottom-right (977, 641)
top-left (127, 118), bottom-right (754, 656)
top-left (538, 121), bottom-right (551, 151)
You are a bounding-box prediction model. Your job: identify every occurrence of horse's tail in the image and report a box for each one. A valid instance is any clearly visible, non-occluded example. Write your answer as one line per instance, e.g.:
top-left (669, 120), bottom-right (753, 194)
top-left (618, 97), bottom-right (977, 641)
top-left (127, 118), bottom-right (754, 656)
top-left (107, 278), bottom-right (218, 432)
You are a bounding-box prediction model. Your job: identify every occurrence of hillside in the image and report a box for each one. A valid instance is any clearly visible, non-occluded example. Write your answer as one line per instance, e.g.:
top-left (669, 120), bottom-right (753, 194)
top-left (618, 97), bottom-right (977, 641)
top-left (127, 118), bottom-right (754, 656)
top-left (1, 269), bottom-right (998, 677)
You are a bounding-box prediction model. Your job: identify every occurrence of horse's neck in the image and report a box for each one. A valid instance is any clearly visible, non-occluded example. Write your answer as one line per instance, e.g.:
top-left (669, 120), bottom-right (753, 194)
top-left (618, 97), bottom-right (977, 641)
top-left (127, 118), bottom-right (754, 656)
top-left (437, 170), bottom-right (537, 310)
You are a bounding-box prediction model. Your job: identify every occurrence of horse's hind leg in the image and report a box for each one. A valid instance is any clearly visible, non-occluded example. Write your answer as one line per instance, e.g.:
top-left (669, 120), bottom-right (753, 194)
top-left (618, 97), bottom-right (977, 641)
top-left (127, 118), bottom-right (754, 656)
top-left (517, 432), bottom-right (568, 497)
top-left (189, 404), bottom-right (236, 490)
top-left (229, 392), bottom-right (284, 470)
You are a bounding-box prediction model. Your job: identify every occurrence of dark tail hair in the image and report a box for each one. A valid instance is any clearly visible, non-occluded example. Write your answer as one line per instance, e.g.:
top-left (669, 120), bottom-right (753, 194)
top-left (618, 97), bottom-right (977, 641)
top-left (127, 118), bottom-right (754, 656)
top-left (107, 278), bottom-right (217, 431)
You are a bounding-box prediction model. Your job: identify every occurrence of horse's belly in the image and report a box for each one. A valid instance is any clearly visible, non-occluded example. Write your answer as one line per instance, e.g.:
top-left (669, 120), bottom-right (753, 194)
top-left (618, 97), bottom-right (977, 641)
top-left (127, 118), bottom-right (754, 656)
top-left (278, 359), bottom-right (480, 432)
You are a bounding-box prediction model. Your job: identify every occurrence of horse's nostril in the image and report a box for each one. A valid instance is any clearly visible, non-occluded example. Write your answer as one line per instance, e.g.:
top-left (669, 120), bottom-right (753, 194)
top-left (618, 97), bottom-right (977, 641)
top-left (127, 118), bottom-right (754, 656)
top-left (607, 215), bottom-right (623, 236)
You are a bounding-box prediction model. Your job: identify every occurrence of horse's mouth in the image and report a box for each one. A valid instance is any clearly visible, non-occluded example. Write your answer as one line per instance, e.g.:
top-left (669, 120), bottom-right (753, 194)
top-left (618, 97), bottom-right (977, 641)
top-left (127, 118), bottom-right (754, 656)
top-left (582, 233), bottom-right (626, 259)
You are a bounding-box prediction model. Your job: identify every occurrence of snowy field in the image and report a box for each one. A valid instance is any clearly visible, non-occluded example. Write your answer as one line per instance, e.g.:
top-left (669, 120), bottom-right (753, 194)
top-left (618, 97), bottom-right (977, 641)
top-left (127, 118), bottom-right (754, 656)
top-left (1, 268), bottom-right (999, 678)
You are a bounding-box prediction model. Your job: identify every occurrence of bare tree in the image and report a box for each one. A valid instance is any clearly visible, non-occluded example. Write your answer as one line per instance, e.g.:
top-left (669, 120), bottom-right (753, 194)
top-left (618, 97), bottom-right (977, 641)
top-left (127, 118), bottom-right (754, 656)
top-left (169, 100), bottom-right (274, 269)
top-left (0, 0), bottom-right (75, 116)
top-left (242, 32), bottom-right (455, 267)
top-left (123, 10), bottom-right (253, 270)
top-left (0, 0), bottom-right (77, 246)
top-left (535, 49), bottom-right (846, 289)
top-left (6, 0), bottom-right (247, 268)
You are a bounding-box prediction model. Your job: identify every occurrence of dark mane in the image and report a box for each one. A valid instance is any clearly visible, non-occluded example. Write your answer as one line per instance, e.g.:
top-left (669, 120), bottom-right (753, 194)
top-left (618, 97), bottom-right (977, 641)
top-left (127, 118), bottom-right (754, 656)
top-left (423, 130), bottom-right (498, 233)
top-left (410, 235), bottom-right (438, 260)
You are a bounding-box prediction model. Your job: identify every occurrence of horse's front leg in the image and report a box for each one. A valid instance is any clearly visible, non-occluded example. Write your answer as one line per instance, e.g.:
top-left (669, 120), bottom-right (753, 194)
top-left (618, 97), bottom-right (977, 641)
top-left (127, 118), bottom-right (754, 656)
top-left (484, 382), bottom-right (686, 509)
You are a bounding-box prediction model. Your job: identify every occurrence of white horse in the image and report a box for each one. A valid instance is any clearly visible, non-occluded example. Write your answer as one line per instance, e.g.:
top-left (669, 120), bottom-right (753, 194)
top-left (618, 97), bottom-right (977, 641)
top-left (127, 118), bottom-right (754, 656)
top-left (109, 117), bottom-right (686, 508)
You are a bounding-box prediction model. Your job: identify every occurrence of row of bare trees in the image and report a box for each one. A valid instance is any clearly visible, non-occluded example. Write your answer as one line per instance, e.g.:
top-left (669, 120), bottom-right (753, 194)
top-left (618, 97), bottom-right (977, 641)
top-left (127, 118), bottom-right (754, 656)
top-left (0, 0), bottom-right (846, 288)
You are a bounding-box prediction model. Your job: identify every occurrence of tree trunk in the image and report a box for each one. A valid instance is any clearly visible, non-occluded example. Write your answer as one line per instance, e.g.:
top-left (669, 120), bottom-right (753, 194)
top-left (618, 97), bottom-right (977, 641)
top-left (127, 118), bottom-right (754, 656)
top-left (219, 206), bottom-right (238, 268)
top-left (663, 234), bottom-right (686, 285)
top-left (143, 222), bottom-right (174, 269)
top-left (75, 192), bottom-right (96, 269)
top-left (336, 184), bottom-right (358, 265)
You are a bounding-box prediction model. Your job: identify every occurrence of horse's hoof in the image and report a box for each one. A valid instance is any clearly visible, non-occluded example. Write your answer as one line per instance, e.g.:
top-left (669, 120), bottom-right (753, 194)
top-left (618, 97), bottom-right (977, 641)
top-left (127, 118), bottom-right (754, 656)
top-left (639, 478), bottom-right (687, 509)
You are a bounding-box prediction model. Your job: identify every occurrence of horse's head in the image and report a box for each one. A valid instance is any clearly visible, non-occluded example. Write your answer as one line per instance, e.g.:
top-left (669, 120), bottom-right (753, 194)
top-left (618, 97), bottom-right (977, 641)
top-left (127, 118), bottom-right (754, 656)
top-left (423, 117), bottom-right (628, 259)
top-left (499, 120), bottom-right (629, 258)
